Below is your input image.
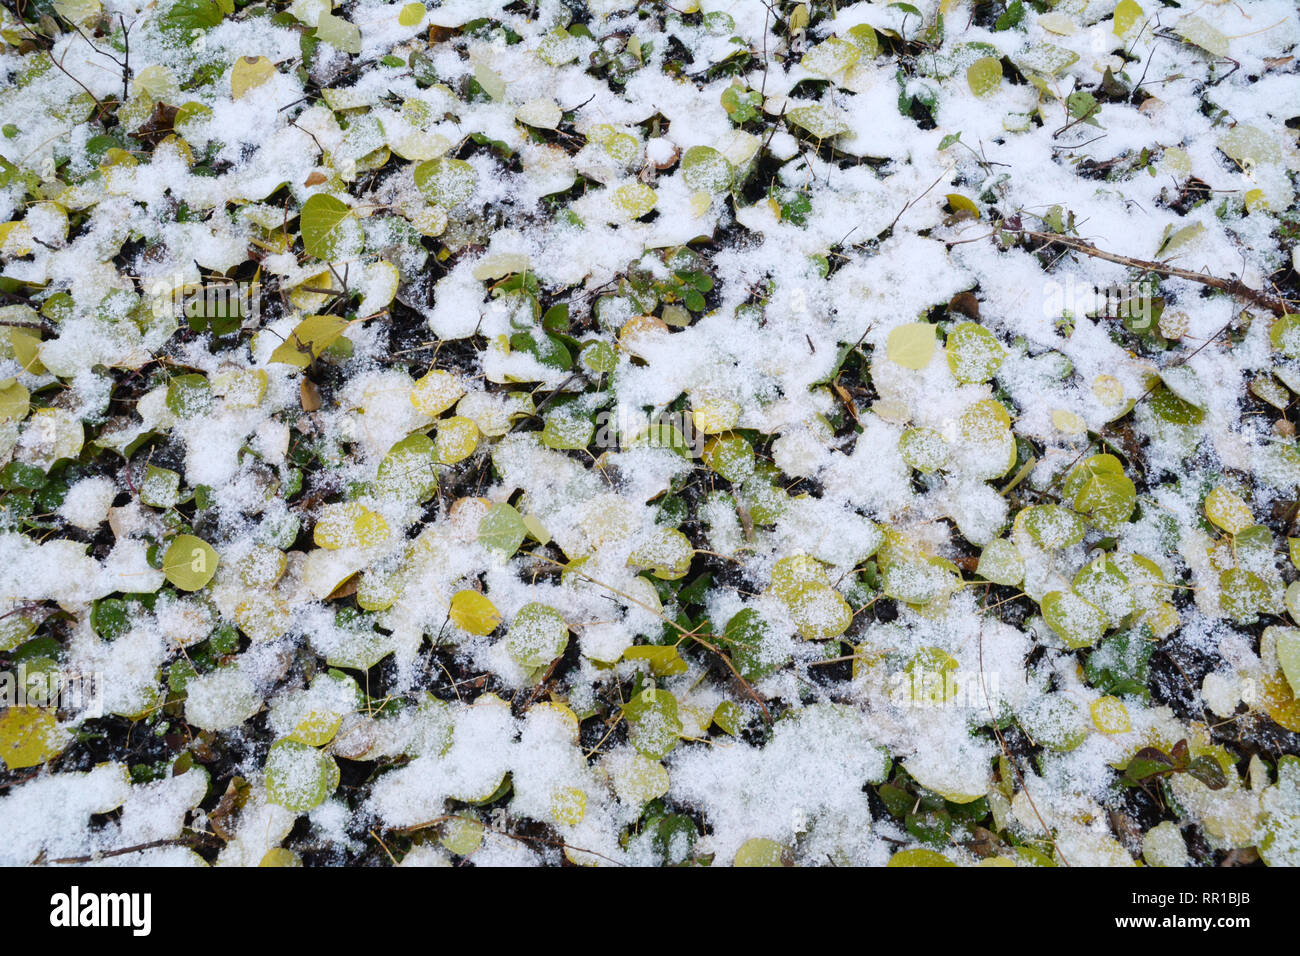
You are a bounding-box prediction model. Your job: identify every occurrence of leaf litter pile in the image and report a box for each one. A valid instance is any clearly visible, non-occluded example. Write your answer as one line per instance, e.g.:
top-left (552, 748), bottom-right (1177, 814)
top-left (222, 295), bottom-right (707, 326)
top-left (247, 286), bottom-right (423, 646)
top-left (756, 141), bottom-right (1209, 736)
top-left (0, 0), bottom-right (1299, 868)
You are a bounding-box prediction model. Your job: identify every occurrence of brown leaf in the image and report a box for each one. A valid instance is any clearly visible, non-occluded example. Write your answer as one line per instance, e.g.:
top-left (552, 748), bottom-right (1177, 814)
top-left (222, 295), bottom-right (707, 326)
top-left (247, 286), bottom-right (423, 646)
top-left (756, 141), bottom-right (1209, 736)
top-left (304, 171), bottom-right (327, 187)
top-left (1221, 847), bottom-right (1260, 866)
top-left (135, 101), bottom-right (179, 148)
top-left (327, 573), bottom-right (359, 601)
top-left (831, 381), bottom-right (860, 424)
top-left (966, 825), bottom-right (999, 858)
top-left (300, 378), bottom-right (322, 412)
top-left (949, 290), bottom-right (981, 320)
top-left (209, 776), bottom-right (250, 842)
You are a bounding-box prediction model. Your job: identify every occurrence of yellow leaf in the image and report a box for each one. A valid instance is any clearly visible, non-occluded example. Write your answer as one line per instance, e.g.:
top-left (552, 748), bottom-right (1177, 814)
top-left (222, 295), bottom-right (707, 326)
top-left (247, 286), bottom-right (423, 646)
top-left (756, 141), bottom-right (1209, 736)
top-left (692, 397), bottom-right (740, 434)
top-left (231, 56), bottom-right (275, 99)
top-left (786, 581), bottom-right (852, 640)
top-left (435, 415), bottom-right (479, 464)
top-left (270, 314), bottom-right (350, 369)
top-left (734, 838), bottom-right (786, 866)
top-left (410, 369), bottom-right (466, 416)
top-left (440, 816), bottom-right (483, 856)
top-left (313, 501), bottom-right (390, 550)
top-left (449, 589), bottom-right (502, 635)
top-left (289, 710), bottom-right (343, 747)
top-left (966, 57), bottom-right (1002, 97)
top-left (887, 848), bottom-right (956, 867)
top-left (886, 322), bottom-right (936, 369)
top-left (1051, 408), bottom-right (1087, 435)
top-left (0, 378), bottom-right (29, 422)
top-left (0, 220), bottom-right (33, 257)
top-left (0, 707), bottom-right (66, 770)
top-left (612, 181), bottom-right (657, 219)
top-left (398, 2), bottom-right (425, 27)
top-left (550, 787), bottom-right (587, 825)
top-left (946, 193), bottom-right (980, 218)
top-left (1204, 486), bottom-right (1253, 535)
top-left (236, 593), bottom-right (291, 642)
top-left (1113, 0), bottom-right (1143, 35)
top-left (1090, 695), bottom-right (1131, 734)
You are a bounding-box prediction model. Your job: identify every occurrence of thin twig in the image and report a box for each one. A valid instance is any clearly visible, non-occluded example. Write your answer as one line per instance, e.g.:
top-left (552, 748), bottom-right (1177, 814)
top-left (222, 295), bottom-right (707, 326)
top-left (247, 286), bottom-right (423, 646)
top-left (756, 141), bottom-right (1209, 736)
top-left (1004, 225), bottom-right (1294, 317)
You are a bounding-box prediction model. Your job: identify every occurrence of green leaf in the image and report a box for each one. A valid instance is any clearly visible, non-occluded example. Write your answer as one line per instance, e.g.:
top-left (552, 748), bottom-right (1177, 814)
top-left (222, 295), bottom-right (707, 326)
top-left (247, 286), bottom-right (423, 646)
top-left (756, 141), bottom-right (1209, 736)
top-left (579, 341), bottom-right (618, 374)
top-left (624, 644), bottom-right (688, 677)
top-left (264, 740), bottom-right (340, 813)
top-left (1219, 568), bottom-right (1273, 624)
top-left (966, 57), bottom-right (1002, 97)
top-left (1042, 589), bottom-right (1106, 648)
top-left (944, 321), bottom-right (1004, 383)
top-left (270, 314), bottom-right (350, 369)
top-left (623, 688), bottom-right (682, 759)
top-left (977, 538), bottom-right (1023, 586)
top-left (505, 602), bottom-right (569, 670)
top-left (845, 24), bottom-right (880, 58)
top-left (1270, 314), bottom-right (1300, 359)
top-left (478, 502), bottom-right (527, 556)
top-left (1066, 91), bottom-right (1100, 127)
top-left (1085, 627), bottom-right (1154, 699)
top-left (1186, 755), bottom-right (1228, 790)
top-left (299, 194), bottom-right (353, 261)
top-left (995, 0), bottom-right (1025, 31)
top-left (376, 433), bottom-right (438, 501)
top-left (140, 465), bottom-right (181, 509)
top-left (510, 330), bottom-right (572, 370)
top-left (541, 406), bottom-right (594, 450)
top-left (91, 598), bottom-right (130, 640)
top-left (899, 426), bottom-right (949, 473)
top-left (1022, 504), bottom-right (1086, 550)
top-left (316, 12), bottom-right (363, 54)
top-left (414, 158), bottom-right (477, 207)
top-left (165, 373), bottom-right (212, 418)
top-left (680, 146), bottom-right (733, 194)
top-left (160, 0), bottom-right (231, 36)
top-left (163, 535), bottom-right (219, 592)
top-left (1122, 747), bottom-right (1174, 784)
top-left (1277, 629), bottom-right (1300, 698)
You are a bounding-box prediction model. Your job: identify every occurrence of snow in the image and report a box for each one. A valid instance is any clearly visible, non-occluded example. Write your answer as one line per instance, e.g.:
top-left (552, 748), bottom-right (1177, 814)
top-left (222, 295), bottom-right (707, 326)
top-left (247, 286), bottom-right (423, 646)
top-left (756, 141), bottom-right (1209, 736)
top-left (0, 0), bottom-right (1297, 868)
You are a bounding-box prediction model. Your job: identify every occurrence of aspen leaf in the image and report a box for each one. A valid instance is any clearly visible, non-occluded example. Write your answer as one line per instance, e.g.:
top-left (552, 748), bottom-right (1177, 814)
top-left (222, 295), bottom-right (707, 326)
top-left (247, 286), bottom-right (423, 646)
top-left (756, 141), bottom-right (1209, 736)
top-left (1204, 486), bottom-right (1253, 535)
top-left (886, 322), bottom-right (936, 369)
top-left (398, 2), bottom-right (425, 26)
top-left (0, 707), bottom-right (66, 770)
top-left (231, 56), bottom-right (275, 99)
top-left (265, 740), bottom-right (340, 813)
top-left (414, 157), bottom-right (477, 207)
top-left (967, 57), bottom-right (1003, 97)
top-left (298, 193), bottom-right (353, 261)
top-left (163, 534), bottom-right (219, 591)
top-left (449, 589), bottom-right (502, 635)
